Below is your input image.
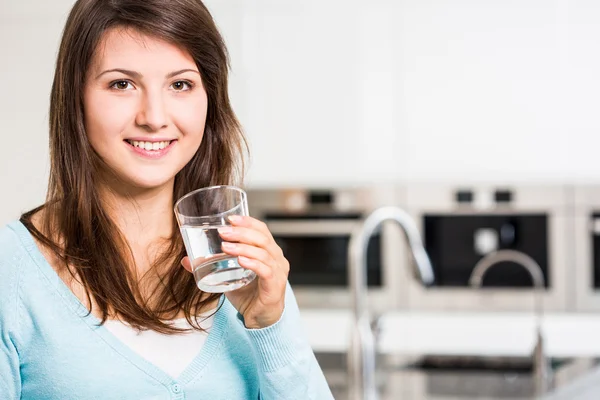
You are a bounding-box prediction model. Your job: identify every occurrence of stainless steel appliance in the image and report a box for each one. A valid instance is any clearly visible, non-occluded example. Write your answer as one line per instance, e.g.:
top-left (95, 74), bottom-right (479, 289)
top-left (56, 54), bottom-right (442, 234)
top-left (573, 186), bottom-right (600, 311)
top-left (246, 186), bottom-right (408, 313)
top-left (402, 184), bottom-right (570, 312)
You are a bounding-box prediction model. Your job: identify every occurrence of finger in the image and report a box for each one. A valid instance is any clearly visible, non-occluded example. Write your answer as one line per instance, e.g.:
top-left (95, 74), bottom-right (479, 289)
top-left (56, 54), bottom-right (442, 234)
top-left (181, 256), bottom-right (193, 273)
top-left (218, 226), bottom-right (277, 254)
top-left (237, 256), bottom-right (274, 281)
top-left (228, 216), bottom-right (274, 240)
top-left (221, 242), bottom-right (276, 268)
top-left (219, 219), bottom-right (283, 258)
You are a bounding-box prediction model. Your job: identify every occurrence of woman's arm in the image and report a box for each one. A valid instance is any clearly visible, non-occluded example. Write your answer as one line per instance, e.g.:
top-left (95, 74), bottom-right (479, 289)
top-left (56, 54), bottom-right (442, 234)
top-left (0, 241), bottom-right (23, 400)
top-left (241, 283), bottom-right (334, 400)
top-left (0, 331), bottom-right (21, 399)
top-left (182, 216), bottom-right (334, 399)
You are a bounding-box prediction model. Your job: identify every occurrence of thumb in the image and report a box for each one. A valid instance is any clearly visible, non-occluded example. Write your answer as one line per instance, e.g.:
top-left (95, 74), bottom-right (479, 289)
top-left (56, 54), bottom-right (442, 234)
top-left (181, 256), bottom-right (193, 273)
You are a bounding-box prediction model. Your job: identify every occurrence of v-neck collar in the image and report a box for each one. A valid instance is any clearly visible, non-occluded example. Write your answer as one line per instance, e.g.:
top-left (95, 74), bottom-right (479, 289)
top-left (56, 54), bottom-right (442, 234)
top-left (9, 220), bottom-right (229, 386)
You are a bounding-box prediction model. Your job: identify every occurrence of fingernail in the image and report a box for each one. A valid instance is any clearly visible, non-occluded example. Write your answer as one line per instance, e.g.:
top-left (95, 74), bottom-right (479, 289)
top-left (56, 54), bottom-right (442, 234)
top-left (218, 227), bottom-right (233, 234)
top-left (228, 215), bottom-right (242, 223)
top-left (222, 242), bottom-right (236, 250)
top-left (238, 256), bottom-right (255, 266)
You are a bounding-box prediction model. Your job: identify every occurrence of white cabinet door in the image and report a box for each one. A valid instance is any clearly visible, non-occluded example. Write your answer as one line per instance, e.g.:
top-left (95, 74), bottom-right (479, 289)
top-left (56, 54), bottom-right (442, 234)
top-left (396, 0), bottom-right (566, 183)
top-left (203, 0), bottom-right (247, 120)
top-left (241, 0), bottom-right (367, 186)
top-left (559, 0), bottom-right (600, 181)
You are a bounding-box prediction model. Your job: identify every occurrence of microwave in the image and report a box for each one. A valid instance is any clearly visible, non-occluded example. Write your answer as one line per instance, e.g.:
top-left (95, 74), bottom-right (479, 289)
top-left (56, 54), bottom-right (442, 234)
top-left (246, 186), bottom-right (410, 314)
top-left (401, 184), bottom-right (570, 312)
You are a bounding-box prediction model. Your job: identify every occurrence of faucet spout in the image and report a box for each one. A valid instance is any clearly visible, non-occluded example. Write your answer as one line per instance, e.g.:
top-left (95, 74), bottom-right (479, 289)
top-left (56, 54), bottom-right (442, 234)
top-left (347, 207), bottom-right (434, 400)
top-left (469, 249), bottom-right (551, 395)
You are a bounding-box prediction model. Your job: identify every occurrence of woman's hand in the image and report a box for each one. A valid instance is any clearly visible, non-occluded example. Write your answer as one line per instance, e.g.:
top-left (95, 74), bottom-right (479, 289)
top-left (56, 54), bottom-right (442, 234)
top-left (181, 215), bottom-right (289, 329)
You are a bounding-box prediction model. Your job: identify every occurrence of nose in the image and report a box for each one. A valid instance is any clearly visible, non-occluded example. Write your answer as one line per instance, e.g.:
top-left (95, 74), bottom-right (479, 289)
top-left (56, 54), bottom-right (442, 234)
top-left (135, 88), bottom-right (168, 132)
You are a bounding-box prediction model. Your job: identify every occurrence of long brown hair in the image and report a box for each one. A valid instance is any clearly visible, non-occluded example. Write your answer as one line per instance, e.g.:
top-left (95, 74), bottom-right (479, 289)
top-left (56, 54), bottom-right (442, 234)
top-left (20, 0), bottom-right (247, 333)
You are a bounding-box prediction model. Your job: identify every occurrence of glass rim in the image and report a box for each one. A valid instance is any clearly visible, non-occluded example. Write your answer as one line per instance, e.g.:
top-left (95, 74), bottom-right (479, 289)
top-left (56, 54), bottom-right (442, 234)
top-left (173, 185), bottom-right (247, 220)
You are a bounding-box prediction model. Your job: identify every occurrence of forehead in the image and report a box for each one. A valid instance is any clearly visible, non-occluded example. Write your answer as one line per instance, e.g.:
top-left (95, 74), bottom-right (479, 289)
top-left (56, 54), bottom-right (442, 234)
top-left (89, 27), bottom-right (198, 74)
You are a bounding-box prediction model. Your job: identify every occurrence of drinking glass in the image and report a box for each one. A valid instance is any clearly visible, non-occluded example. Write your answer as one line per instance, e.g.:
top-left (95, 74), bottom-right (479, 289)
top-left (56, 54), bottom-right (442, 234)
top-left (174, 185), bottom-right (256, 293)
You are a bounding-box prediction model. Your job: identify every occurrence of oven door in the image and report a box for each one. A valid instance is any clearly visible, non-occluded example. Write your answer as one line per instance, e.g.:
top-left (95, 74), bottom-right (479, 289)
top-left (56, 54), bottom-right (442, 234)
top-left (265, 216), bottom-right (383, 287)
top-left (574, 209), bottom-right (600, 311)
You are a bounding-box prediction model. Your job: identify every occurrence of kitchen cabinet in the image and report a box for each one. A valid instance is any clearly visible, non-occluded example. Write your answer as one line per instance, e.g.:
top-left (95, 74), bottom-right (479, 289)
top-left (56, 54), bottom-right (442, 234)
top-left (208, 0), bottom-right (407, 187)
top-left (216, 0), bottom-right (600, 186)
top-left (239, 0), bottom-right (366, 186)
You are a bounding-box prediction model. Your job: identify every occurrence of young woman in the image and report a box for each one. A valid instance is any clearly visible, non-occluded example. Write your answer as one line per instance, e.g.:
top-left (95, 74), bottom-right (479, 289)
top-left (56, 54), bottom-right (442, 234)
top-left (0, 0), bottom-right (333, 398)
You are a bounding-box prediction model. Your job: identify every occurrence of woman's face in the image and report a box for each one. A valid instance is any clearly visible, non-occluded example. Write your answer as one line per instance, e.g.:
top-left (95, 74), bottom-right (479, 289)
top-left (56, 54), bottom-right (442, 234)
top-left (84, 27), bottom-right (207, 191)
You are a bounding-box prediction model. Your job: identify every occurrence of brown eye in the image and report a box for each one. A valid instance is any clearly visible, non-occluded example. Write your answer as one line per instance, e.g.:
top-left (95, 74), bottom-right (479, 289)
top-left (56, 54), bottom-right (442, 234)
top-left (111, 81), bottom-right (132, 90)
top-left (172, 81), bottom-right (191, 91)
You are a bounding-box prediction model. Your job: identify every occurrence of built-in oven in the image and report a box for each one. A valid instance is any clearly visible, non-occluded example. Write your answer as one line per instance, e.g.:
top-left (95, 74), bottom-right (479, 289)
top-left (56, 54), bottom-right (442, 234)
top-left (572, 186), bottom-right (600, 311)
top-left (246, 186), bottom-right (408, 313)
top-left (402, 184), bottom-right (570, 312)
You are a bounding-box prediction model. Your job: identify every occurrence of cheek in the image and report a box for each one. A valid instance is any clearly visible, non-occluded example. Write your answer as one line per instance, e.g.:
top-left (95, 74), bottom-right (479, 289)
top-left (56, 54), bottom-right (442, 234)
top-left (173, 97), bottom-right (208, 143)
top-left (84, 91), bottom-right (134, 145)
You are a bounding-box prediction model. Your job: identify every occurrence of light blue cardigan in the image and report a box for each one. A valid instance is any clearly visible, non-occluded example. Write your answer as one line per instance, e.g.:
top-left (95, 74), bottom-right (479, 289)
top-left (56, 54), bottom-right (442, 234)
top-left (0, 221), bottom-right (334, 399)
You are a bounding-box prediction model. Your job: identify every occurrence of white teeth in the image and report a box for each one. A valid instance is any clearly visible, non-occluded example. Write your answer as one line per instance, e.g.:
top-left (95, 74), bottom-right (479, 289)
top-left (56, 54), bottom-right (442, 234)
top-left (127, 140), bottom-right (171, 151)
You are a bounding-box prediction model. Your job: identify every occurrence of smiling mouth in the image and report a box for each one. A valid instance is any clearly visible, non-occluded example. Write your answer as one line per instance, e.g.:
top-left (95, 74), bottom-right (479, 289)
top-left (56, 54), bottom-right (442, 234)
top-left (124, 139), bottom-right (176, 151)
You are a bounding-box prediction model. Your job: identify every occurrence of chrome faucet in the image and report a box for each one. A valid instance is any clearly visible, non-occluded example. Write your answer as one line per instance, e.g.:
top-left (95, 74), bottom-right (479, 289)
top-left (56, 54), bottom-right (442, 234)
top-left (347, 207), bottom-right (435, 400)
top-left (469, 249), bottom-right (552, 395)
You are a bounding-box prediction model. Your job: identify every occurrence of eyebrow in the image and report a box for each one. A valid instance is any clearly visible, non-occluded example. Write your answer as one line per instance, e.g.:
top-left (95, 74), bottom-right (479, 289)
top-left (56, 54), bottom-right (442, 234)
top-left (95, 68), bottom-right (200, 80)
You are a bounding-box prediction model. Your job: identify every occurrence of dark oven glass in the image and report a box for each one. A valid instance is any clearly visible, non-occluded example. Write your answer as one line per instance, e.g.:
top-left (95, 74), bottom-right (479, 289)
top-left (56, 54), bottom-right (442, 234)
top-left (592, 213), bottom-right (600, 289)
top-left (273, 234), bottom-right (382, 287)
top-left (424, 213), bottom-right (549, 288)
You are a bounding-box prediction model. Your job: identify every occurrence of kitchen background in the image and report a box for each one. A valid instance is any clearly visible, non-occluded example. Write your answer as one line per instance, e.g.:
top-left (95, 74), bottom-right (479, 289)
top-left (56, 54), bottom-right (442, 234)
top-left (4, 0), bottom-right (600, 206)
top-left (3, 0), bottom-right (600, 399)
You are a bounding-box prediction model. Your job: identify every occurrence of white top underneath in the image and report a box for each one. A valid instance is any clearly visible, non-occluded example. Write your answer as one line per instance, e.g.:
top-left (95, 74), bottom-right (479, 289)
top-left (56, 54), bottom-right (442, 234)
top-left (104, 310), bottom-right (215, 378)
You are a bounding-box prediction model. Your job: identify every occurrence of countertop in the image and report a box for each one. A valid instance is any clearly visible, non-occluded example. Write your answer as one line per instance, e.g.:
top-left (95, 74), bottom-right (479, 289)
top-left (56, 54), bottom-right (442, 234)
top-left (303, 310), bottom-right (600, 399)
top-left (300, 310), bottom-right (600, 357)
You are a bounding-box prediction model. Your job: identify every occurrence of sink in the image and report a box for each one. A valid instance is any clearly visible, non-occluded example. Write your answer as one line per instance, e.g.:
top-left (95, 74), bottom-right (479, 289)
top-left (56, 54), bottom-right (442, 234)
top-left (315, 352), bottom-right (597, 400)
top-left (402, 354), bottom-right (571, 399)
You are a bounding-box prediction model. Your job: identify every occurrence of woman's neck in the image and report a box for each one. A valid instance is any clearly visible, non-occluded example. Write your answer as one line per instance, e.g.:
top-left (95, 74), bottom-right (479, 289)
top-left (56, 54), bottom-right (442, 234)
top-left (97, 178), bottom-right (178, 281)
top-left (99, 180), bottom-right (176, 246)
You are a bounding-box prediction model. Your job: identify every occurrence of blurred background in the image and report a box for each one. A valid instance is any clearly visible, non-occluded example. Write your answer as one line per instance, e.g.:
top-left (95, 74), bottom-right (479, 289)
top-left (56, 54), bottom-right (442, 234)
top-left (4, 0), bottom-right (600, 398)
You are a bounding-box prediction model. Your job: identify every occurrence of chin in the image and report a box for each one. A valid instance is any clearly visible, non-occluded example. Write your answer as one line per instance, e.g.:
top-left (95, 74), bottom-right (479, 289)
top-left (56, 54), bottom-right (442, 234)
top-left (101, 162), bottom-right (182, 193)
top-left (116, 173), bottom-right (176, 192)
top-left (133, 178), bottom-right (175, 191)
